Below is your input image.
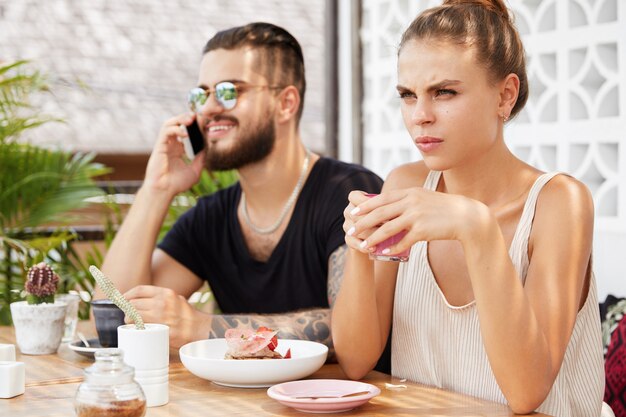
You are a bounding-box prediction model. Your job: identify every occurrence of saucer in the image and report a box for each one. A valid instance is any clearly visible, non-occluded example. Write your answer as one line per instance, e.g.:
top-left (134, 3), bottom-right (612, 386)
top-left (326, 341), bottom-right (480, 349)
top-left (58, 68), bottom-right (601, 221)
top-left (68, 338), bottom-right (103, 359)
top-left (267, 379), bottom-right (380, 413)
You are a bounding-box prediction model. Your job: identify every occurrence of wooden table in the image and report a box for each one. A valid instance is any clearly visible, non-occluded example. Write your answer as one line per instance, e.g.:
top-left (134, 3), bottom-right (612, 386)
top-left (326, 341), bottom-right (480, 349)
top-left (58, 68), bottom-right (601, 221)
top-left (0, 323), bottom-right (550, 416)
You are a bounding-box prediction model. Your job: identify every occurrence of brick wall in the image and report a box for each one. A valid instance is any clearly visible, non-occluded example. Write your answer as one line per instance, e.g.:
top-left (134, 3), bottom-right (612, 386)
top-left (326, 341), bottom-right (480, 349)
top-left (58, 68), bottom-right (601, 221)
top-left (0, 0), bottom-right (326, 154)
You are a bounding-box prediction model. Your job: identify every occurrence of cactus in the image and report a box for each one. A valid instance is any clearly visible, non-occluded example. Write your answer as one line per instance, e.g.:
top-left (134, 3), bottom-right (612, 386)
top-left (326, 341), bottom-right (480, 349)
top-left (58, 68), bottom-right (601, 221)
top-left (25, 262), bottom-right (59, 304)
top-left (89, 266), bottom-right (145, 330)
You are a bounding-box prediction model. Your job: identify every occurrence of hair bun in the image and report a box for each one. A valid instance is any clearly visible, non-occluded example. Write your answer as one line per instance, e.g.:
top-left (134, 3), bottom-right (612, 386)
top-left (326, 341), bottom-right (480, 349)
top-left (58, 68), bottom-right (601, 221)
top-left (443, 0), bottom-right (510, 21)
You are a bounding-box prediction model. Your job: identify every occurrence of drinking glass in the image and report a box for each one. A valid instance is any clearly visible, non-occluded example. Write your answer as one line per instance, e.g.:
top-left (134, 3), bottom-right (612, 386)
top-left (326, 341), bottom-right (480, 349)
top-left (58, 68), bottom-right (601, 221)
top-left (369, 230), bottom-right (410, 262)
top-left (56, 293), bottom-right (81, 343)
top-left (364, 193), bottom-right (410, 262)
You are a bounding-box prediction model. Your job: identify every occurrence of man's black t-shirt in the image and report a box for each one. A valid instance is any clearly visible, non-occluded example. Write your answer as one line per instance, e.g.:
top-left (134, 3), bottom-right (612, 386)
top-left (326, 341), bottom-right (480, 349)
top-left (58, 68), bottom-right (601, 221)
top-left (158, 157), bottom-right (383, 314)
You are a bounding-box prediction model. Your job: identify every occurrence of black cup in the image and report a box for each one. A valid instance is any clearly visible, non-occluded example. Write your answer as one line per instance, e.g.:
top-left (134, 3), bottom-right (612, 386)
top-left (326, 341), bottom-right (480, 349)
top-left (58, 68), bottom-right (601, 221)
top-left (91, 299), bottom-right (126, 347)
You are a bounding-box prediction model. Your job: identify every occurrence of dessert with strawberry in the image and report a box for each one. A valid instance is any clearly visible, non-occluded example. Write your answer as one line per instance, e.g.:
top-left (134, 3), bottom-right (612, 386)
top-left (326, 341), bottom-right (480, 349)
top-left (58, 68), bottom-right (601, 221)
top-left (224, 327), bottom-right (291, 360)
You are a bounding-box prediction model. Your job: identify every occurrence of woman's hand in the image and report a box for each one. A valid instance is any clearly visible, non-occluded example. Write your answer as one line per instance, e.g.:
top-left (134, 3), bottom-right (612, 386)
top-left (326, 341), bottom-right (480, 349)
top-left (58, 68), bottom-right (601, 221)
top-left (343, 191), bottom-right (380, 254)
top-left (143, 112), bottom-right (206, 198)
top-left (346, 188), bottom-right (488, 255)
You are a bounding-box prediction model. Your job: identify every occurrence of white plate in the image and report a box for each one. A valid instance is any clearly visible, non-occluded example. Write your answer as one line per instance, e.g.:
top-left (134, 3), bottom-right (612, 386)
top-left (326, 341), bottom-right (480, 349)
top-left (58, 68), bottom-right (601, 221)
top-left (179, 338), bottom-right (328, 388)
top-left (267, 379), bottom-right (380, 413)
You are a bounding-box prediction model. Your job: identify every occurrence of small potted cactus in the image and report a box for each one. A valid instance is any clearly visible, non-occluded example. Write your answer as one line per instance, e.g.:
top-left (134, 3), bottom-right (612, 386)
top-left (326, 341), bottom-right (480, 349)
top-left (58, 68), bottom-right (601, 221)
top-left (10, 262), bottom-right (68, 355)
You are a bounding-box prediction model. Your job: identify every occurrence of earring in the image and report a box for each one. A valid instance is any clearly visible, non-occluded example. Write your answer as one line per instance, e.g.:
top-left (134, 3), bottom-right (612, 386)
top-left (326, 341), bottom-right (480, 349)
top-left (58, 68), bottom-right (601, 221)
top-left (501, 114), bottom-right (509, 122)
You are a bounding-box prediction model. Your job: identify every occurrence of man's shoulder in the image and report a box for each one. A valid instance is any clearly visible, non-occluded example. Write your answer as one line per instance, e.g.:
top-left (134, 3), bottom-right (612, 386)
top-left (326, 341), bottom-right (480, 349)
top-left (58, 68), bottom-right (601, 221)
top-left (315, 157), bottom-right (382, 183)
top-left (307, 158), bottom-right (383, 202)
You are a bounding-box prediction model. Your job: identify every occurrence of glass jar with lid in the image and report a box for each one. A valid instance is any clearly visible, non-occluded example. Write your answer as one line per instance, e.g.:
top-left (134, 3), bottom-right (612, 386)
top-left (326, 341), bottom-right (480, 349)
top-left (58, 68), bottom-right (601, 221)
top-left (75, 348), bottom-right (146, 417)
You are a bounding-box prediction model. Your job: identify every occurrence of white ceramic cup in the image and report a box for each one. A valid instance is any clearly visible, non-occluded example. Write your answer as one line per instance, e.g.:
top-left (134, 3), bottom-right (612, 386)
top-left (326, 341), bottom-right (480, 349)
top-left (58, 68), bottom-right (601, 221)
top-left (117, 323), bottom-right (169, 407)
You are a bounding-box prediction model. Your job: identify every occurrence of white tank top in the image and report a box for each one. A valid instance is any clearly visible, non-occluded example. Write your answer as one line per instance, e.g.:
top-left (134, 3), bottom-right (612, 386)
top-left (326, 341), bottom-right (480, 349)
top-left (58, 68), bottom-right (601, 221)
top-left (391, 171), bottom-right (605, 416)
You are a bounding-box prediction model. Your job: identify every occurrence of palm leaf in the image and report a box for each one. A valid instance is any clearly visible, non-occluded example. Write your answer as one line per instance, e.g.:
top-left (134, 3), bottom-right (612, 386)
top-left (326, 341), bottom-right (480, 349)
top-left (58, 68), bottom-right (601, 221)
top-left (0, 60), bottom-right (111, 324)
top-left (0, 60), bottom-right (51, 144)
top-left (0, 143), bottom-right (110, 230)
top-left (0, 237), bottom-right (30, 324)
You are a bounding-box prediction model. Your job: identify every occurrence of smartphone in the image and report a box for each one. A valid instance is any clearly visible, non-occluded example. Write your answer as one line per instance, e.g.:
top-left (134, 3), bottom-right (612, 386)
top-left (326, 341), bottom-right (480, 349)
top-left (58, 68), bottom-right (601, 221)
top-left (184, 119), bottom-right (205, 159)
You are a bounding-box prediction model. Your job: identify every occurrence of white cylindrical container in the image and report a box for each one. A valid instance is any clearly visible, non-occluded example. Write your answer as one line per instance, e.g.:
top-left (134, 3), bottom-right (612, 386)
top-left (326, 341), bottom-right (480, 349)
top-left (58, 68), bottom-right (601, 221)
top-left (117, 323), bottom-right (169, 407)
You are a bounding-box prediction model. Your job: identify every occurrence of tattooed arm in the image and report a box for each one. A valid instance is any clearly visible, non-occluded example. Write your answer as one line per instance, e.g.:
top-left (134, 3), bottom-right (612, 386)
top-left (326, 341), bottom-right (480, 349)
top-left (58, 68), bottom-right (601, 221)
top-left (327, 245), bottom-right (347, 307)
top-left (207, 308), bottom-right (331, 348)
top-left (127, 246), bottom-right (347, 353)
top-left (207, 245), bottom-right (347, 361)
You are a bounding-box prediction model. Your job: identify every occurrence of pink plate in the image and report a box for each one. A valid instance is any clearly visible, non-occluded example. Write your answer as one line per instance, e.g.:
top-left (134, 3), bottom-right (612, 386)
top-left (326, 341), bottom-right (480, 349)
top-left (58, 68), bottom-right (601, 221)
top-left (267, 379), bottom-right (380, 413)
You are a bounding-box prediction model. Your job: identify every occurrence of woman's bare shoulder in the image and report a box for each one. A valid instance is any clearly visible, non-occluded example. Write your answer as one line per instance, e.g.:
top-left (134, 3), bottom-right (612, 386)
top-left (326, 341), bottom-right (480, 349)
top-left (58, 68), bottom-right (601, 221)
top-left (536, 173), bottom-right (593, 217)
top-left (532, 173), bottom-right (594, 242)
top-left (383, 161), bottom-right (430, 191)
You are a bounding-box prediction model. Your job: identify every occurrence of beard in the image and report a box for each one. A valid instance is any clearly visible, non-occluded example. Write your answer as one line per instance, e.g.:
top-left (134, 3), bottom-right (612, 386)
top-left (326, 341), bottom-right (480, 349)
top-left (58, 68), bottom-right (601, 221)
top-left (205, 115), bottom-right (276, 171)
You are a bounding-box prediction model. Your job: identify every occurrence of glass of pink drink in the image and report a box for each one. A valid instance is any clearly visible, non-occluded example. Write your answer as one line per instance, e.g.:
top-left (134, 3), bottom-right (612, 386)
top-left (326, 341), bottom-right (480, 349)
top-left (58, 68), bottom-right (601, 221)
top-left (369, 230), bottom-right (410, 262)
top-left (364, 193), bottom-right (410, 262)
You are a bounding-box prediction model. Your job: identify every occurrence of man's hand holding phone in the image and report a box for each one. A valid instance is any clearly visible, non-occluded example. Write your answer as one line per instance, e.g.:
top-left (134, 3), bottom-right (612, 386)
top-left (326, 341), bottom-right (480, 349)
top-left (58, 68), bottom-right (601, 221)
top-left (184, 118), bottom-right (206, 159)
top-left (143, 112), bottom-right (206, 198)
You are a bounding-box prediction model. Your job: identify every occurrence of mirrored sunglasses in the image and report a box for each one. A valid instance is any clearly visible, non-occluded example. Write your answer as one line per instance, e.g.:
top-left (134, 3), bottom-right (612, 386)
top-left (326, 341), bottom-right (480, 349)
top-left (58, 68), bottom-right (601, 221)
top-left (188, 82), bottom-right (238, 112)
top-left (187, 82), bottom-right (284, 112)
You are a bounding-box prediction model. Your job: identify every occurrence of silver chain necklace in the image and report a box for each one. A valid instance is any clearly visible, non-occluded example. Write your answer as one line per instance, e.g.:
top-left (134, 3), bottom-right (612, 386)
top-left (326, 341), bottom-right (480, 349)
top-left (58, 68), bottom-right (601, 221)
top-left (241, 149), bottom-right (311, 235)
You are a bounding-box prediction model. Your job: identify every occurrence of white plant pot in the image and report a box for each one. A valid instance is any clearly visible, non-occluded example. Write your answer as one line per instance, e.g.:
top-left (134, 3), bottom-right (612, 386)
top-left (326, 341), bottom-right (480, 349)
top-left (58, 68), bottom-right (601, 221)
top-left (10, 301), bottom-right (67, 355)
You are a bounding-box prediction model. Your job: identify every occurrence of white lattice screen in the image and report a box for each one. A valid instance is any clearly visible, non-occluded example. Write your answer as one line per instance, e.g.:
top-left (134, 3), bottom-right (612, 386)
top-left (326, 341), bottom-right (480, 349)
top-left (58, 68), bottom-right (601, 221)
top-left (341, 0), bottom-right (626, 298)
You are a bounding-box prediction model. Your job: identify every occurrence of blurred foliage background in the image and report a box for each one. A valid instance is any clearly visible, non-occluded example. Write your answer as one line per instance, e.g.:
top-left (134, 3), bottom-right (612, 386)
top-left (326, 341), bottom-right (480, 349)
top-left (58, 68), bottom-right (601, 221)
top-left (0, 60), bottom-right (236, 325)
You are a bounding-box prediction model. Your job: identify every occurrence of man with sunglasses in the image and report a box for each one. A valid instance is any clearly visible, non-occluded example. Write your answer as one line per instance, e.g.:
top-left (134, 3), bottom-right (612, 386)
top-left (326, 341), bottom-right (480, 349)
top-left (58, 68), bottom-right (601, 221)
top-left (99, 22), bottom-right (382, 352)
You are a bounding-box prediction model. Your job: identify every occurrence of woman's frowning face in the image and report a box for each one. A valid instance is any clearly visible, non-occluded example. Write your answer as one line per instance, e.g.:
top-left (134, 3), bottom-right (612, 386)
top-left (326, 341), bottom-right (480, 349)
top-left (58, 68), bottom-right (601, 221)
top-left (397, 39), bottom-right (503, 171)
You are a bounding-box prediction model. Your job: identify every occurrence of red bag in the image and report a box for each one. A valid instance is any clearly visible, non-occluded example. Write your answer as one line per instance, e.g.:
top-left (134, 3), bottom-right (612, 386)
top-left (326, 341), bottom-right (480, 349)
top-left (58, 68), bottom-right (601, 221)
top-left (605, 317), bottom-right (626, 416)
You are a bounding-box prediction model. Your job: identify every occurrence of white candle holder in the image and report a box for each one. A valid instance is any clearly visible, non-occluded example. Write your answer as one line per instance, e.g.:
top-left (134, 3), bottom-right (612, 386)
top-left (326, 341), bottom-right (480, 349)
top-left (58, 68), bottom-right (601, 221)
top-left (117, 323), bottom-right (169, 407)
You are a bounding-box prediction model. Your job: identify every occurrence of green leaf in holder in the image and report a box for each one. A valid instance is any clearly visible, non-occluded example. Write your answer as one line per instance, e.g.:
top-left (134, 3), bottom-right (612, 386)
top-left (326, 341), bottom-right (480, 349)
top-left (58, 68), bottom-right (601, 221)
top-left (88, 265), bottom-right (145, 330)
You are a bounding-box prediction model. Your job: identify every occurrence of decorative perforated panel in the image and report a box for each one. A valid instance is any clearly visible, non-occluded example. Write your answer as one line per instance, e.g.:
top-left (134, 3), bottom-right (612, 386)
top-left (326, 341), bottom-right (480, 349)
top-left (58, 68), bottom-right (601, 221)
top-left (507, 0), bottom-right (623, 232)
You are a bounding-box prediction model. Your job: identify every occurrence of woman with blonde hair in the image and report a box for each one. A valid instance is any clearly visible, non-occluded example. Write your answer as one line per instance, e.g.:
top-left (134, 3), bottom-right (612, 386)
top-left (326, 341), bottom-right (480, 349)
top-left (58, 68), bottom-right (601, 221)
top-left (332, 1), bottom-right (605, 415)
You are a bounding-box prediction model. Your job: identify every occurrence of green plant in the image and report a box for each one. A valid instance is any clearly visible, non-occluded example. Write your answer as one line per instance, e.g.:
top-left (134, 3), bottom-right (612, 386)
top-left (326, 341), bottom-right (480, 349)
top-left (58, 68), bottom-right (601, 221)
top-left (0, 60), bottom-right (109, 324)
top-left (0, 60), bottom-right (236, 324)
top-left (0, 60), bottom-right (57, 140)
